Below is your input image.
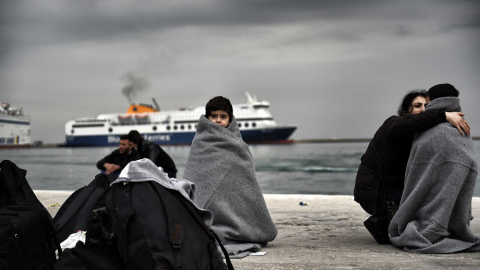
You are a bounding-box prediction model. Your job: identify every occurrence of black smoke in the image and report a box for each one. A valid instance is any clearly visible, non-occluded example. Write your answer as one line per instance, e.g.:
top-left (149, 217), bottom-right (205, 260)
top-left (121, 71), bottom-right (149, 104)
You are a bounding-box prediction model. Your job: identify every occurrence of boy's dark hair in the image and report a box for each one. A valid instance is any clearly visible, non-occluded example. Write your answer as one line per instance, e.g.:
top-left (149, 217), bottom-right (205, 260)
top-left (205, 96), bottom-right (233, 123)
top-left (120, 134), bottom-right (129, 140)
top-left (128, 130), bottom-right (143, 145)
top-left (397, 89), bottom-right (427, 116)
top-left (427, 83), bottom-right (459, 101)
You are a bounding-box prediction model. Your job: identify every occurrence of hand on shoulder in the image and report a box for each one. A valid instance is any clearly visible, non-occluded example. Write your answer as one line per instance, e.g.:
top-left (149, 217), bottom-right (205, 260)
top-left (445, 111), bottom-right (470, 135)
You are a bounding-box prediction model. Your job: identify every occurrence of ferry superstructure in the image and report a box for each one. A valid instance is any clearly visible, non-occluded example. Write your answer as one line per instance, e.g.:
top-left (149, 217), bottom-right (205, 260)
top-left (65, 93), bottom-right (297, 146)
top-left (0, 102), bottom-right (31, 148)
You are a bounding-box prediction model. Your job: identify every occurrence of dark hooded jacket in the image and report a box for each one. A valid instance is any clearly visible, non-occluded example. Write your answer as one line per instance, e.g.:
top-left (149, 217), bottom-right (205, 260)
top-left (354, 108), bottom-right (446, 213)
top-left (137, 139), bottom-right (177, 178)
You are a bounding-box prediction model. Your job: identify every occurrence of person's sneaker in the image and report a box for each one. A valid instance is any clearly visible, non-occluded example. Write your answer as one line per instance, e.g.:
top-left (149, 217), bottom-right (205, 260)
top-left (363, 215), bottom-right (391, 244)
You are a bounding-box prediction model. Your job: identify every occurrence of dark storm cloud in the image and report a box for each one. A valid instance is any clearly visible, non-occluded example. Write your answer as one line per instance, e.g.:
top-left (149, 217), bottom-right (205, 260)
top-left (1, 0), bottom-right (406, 47)
top-left (224, 0), bottom-right (379, 18)
top-left (0, 1), bottom-right (21, 63)
top-left (6, 0), bottom-right (479, 50)
top-left (444, 17), bottom-right (480, 32)
top-left (2, 0), bottom-right (480, 143)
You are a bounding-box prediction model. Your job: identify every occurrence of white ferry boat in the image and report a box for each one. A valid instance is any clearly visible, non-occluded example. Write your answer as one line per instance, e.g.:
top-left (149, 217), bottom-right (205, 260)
top-left (0, 102), bottom-right (31, 148)
top-left (65, 93), bottom-right (297, 146)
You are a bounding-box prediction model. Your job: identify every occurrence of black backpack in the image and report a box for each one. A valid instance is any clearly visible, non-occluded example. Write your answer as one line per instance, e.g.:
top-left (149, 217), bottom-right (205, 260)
top-left (0, 160), bottom-right (62, 270)
top-left (105, 180), bottom-right (234, 270)
top-left (53, 173), bottom-right (116, 243)
top-left (53, 174), bottom-right (125, 270)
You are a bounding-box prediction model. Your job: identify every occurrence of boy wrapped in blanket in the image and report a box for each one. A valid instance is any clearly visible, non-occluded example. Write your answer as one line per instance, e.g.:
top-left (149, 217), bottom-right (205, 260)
top-left (184, 96), bottom-right (277, 258)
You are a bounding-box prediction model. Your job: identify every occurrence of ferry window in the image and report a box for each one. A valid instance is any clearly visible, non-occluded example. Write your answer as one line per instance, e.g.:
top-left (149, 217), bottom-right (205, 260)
top-left (174, 125), bottom-right (178, 130)
top-left (180, 125), bottom-right (184, 130)
top-left (153, 126), bottom-right (157, 131)
top-left (188, 124), bottom-right (192, 130)
top-left (238, 123), bottom-right (242, 128)
top-left (245, 123), bottom-right (249, 128)
top-left (108, 128), bottom-right (113, 133)
top-left (252, 122), bottom-right (256, 128)
top-left (71, 129), bottom-right (74, 134)
top-left (167, 125), bottom-right (171, 130)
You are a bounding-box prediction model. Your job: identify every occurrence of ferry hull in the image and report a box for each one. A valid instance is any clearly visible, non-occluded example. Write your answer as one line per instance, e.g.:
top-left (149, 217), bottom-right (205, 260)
top-left (0, 144), bottom-right (31, 149)
top-left (65, 127), bottom-right (296, 146)
top-left (0, 117), bottom-right (31, 148)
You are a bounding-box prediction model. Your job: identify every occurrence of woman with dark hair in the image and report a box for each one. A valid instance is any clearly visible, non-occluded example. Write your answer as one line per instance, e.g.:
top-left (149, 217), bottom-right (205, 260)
top-left (397, 90), bottom-right (429, 116)
top-left (354, 89), bottom-right (470, 244)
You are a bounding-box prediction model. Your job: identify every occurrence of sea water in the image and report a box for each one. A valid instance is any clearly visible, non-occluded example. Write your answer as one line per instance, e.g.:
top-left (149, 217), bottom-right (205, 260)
top-left (1, 141), bottom-right (480, 196)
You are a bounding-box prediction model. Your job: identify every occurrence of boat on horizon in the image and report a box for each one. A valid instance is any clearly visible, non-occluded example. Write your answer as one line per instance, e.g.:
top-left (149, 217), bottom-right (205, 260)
top-left (0, 102), bottom-right (31, 148)
top-left (65, 93), bottom-right (297, 146)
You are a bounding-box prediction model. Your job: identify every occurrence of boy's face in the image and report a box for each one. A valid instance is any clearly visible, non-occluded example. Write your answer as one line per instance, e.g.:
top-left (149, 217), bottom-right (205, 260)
top-left (208, 110), bottom-right (230, 128)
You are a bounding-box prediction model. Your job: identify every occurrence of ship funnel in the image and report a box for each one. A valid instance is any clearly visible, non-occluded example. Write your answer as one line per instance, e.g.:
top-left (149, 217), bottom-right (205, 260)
top-left (152, 98), bottom-right (160, 111)
top-left (245, 92), bottom-right (257, 103)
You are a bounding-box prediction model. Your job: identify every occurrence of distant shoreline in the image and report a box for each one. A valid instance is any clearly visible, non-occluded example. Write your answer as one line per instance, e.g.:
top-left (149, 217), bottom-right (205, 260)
top-left (10, 136), bottom-right (480, 148)
top-left (294, 138), bottom-right (370, 143)
top-left (295, 136), bottom-right (480, 144)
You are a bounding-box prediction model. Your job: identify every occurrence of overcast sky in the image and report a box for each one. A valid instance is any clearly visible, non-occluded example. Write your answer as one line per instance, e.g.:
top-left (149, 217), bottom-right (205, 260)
top-left (2, 0), bottom-right (479, 144)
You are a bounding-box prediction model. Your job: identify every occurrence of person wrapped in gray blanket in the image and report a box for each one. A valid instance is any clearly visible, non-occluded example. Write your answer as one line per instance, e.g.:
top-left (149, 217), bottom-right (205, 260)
top-left (184, 96), bottom-right (277, 258)
top-left (389, 83), bottom-right (480, 253)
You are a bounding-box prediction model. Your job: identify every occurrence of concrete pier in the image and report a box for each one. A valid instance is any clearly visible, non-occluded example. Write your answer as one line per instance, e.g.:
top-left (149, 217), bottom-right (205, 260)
top-left (35, 191), bottom-right (480, 270)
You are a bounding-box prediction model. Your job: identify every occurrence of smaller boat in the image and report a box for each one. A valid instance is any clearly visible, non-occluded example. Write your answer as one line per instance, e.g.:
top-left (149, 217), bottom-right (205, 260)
top-left (0, 102), bottom-right (31, 148)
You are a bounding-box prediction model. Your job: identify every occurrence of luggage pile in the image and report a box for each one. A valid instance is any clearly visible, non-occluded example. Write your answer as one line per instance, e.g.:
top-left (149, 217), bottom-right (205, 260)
top-left (0, 160), bottom-right (62, 270)
top-left (0, 159), bottom-right (234, 270)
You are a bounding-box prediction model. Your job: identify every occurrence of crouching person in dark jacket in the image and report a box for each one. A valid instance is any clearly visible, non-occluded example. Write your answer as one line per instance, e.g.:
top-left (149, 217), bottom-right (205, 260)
top-left (128, 130), bottom-right (178, 178)
top-left (96, 134), bottom-right (141, 177)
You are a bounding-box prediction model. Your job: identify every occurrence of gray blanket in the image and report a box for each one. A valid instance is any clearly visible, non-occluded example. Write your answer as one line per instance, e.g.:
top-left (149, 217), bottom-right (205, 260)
top-left (388, 97), bottom-right (480, 253)
top-left (184, 115), bottom-right (277, 258)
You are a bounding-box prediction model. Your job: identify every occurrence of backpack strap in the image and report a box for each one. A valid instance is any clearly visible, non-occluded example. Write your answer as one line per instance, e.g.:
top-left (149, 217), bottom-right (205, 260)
top-left (161, 189), bottom-right (184, 270)
top-left (169, 217), bottom-right (184, 270)
top-left (107, 181), bottom-right (136, 261)
top-left (211, 230), bottom-right (235, 270)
